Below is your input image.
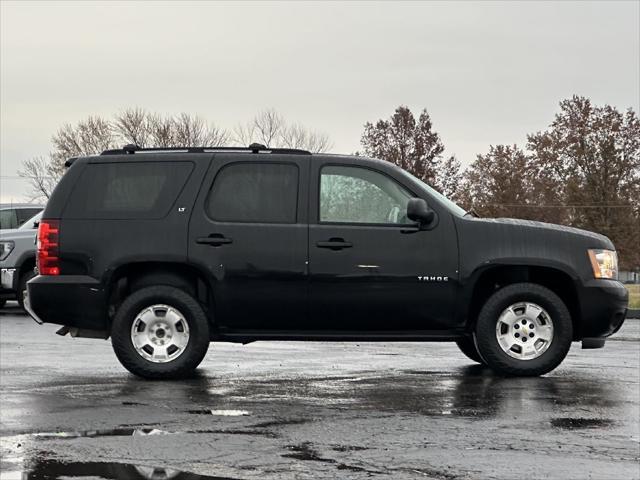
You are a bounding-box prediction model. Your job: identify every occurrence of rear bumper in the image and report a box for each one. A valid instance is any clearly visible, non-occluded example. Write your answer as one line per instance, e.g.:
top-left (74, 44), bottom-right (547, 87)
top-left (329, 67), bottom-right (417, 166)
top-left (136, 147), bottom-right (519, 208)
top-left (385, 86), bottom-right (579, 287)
top-left (26, 275), bottom-right (107, 330)
top-left (578, 279), bottom-right (628, 342)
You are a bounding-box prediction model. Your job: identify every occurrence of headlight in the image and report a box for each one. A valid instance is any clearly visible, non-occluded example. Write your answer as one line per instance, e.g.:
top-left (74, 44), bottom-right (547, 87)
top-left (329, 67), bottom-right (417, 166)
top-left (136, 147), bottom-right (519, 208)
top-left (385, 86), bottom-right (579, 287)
top-left (0, 241), bottom-right (14, 261)
top-left (587, 249), bottom-right (618, 279)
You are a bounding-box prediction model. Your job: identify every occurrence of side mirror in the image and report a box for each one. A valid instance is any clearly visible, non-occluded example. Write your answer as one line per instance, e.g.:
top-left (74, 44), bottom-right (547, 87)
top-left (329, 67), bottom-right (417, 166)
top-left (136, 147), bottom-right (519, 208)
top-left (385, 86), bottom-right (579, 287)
top-left (407, 198), bottom-right (435, 226)
top-left (33, 221), bottom-right (40, 229)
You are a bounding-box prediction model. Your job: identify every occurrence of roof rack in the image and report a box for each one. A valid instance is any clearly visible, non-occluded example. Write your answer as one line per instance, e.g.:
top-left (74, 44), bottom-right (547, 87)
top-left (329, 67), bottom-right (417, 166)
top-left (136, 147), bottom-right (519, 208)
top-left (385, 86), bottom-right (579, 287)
top-left (100, 143), bottom-right (312, 156)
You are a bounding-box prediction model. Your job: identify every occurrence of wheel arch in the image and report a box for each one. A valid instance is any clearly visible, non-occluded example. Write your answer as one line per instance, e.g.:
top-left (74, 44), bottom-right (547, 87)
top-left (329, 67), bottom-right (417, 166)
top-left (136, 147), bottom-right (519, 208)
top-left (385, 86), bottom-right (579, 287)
top-left (462, 262), bottom-right (582, 340)
top-left (105, 261), bottom-right (216, 329)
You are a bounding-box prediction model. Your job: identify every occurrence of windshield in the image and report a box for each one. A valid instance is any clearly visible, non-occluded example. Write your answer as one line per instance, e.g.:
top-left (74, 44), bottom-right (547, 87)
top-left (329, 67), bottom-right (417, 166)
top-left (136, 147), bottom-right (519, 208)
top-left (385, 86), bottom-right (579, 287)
top-left (18, 211), bottom-right (42, 230)
top-left (397, 169), bottom-right (467, 217)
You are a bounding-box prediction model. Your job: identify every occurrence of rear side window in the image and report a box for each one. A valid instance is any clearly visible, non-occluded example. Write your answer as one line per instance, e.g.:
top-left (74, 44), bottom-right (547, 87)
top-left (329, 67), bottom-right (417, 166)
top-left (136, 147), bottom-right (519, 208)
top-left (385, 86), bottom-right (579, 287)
top-left (206, 163), bottom-right (298, 223)
top-left (16, 208), bottom-right (41, 226)
top-left (65, 162), bottom-right (193, 219)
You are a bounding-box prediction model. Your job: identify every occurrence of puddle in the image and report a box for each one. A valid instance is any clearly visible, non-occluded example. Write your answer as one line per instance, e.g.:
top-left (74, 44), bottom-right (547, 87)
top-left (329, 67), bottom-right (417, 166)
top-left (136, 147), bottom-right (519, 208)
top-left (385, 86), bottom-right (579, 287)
top-left (32, 428), bottom-right (168, 439)
top-left (19, 426), bottom-right (274, 442)
top-left (282, 442), bottom-right (334, 463)
top-left (8, 458), bottom-right (239, 480)
top-left (251, 418), bottom-right (310, 428)
top-left (331, 445), bottom-right (368, 452)
top-left (550, 417), bottom-right (615, 430)
top-left (187, 410), bottom-right (250, 416)
top-left (281, 442), bottom-right (378, 473)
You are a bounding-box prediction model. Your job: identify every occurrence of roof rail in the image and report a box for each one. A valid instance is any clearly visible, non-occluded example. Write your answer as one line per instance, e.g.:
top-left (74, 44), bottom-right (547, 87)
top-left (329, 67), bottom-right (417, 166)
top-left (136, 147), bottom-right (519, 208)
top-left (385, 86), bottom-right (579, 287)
top-left (100, 143), bottom-right (312, 156)
top-left (64, 157), bottom-right (79, 168)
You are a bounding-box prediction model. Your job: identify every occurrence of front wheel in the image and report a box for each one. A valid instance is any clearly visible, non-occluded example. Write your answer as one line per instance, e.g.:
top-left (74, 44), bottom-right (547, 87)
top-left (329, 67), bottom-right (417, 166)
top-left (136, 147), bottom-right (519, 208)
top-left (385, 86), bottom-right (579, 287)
top-left (474, 283), bottom-right (572, 377)
top-left (111, 286), bottom-right (210, 379)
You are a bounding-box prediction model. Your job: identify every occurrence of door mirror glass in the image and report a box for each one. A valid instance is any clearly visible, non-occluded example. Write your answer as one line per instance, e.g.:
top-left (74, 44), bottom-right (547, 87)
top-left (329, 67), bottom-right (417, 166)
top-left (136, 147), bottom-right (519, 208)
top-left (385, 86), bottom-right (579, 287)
top-left (407, 198), bottom-right (435, 226)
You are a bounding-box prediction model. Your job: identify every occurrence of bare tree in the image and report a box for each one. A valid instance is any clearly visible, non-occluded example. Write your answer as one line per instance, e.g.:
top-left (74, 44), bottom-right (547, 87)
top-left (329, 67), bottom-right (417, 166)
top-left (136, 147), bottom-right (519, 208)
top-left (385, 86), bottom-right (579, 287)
top-left (114, 109), bottom-right (229, 148)
top-left (20, 108), bottom-right (328, 200)
top-left (17, 155), bottom-right (60, 202)
top-left (234, 109), bottom-right (332, 152)
top-left (172, 113), bottom-right (228, 147)
top-left (252, 109), bottom-right (284, 147)
top-left (113, 108), bottom-right (150, 147)
top-left (146, 113), bottom-right (177, 148)
top-left (51, 116), bottom-right (116, 169)
top-left (280, 123), bottom-right (332, 153)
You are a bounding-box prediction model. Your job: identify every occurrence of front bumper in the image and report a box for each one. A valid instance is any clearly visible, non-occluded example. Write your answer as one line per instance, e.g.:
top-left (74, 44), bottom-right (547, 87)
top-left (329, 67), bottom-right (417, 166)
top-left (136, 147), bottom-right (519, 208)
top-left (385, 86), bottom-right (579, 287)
top-left (26, 275), bottom-right (108, 330)
top-left (578, 279), bottom-right (628, 344)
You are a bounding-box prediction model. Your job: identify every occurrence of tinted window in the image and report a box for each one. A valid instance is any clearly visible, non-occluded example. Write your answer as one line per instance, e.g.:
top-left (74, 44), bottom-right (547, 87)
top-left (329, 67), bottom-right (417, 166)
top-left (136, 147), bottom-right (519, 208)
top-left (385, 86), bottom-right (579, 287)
top-left (18, 212), bottom-right (42, 230)
top-left (65, 162), bottom-right (193, 219)
top-left (320, 166), bottom-right (413, 224)
top-left (0, 209), bottom-right (18, 229)
top-left (207, 163), bottom-right (298, 223)
top-left (16, 208), bottom-right (42, 225)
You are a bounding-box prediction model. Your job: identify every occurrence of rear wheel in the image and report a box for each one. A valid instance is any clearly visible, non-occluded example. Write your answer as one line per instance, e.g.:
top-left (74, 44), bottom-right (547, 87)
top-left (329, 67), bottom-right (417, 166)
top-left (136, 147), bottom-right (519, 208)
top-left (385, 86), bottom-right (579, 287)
top-left (455, 337), bottom-right (485, 364)
top-left (474, 283), bottom-right (572, 376)
top-left (111, 286), bottom-right (210, 379)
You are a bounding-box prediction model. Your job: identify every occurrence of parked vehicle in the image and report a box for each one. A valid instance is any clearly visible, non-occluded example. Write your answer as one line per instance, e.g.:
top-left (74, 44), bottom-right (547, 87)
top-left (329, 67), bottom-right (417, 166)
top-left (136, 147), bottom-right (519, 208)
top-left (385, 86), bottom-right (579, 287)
top-left (1, 211), bottom-right (41, 308)
top-left (0, 203), bottom-right (43, 229)
top-left (25, 144), bottom-right (628, 379)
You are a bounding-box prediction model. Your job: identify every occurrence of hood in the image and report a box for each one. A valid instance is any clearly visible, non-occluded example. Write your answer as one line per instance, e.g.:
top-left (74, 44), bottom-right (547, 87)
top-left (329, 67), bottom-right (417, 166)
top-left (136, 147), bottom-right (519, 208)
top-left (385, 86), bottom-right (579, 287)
top-left (0, 228), bottom-right (37, 241)
top-left (469, 217), bottom-right (613, 249)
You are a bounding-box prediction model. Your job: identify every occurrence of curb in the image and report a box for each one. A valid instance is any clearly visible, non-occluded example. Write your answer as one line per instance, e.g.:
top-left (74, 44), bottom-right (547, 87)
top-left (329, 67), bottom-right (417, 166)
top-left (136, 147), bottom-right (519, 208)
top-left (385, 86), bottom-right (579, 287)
top-left (628, 308), bottom-right (640, 319)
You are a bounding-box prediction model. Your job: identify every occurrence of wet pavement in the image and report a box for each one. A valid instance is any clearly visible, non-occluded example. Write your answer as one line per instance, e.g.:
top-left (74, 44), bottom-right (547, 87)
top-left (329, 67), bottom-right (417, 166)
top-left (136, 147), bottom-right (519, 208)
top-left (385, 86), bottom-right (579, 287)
top-left (1, 303), bottom-right (639, 480)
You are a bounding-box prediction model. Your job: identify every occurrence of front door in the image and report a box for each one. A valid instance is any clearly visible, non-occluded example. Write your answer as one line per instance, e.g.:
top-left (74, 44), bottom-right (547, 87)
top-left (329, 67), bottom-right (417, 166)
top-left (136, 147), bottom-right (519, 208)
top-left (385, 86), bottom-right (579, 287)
top-left (189, 154), bottom-right (309, 330)
top-left (308, 160), bottom-right (458, 331)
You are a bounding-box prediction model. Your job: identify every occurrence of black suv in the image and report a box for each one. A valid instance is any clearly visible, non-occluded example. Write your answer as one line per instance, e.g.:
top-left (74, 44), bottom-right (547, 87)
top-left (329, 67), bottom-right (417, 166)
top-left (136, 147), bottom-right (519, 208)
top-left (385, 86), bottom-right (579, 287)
top-left (25, 144), bottom-right (628, 379)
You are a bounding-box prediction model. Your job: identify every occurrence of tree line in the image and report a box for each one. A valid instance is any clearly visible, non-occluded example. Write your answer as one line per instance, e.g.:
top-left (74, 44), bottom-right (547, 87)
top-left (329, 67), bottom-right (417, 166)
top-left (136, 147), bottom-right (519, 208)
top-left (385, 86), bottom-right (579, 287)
top-left (20, 96), bottom-right (639, 270)
top-left (360, 97), bottom-right (639, 271)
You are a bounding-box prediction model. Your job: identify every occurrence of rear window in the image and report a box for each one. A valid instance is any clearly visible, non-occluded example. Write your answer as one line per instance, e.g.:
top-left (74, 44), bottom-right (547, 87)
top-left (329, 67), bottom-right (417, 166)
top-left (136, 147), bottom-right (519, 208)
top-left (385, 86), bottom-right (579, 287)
top-left (64, 162), bottom-right (193, 219)
top-left (206, 163), bottom-right (299, 223)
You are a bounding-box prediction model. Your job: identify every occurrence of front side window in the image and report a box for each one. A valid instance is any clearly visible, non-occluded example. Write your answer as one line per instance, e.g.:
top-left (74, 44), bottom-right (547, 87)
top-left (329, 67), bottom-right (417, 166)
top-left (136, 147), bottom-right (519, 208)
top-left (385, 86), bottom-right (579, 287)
top-left (207, 163), bottom-right (299, 223)
top-left (320, 165), bottom-right (413, 224)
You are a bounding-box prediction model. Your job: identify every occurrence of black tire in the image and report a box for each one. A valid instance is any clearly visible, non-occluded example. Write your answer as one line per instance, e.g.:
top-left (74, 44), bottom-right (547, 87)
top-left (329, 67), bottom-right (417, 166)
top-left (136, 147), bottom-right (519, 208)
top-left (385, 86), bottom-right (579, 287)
top-left (111, 286), bottom-right (210, 379)
top-left (17, 269), bottom-right (36, 310)
top-left (0, 299), bottom-right (6, 309)
top-left (455, 337), bottom-right (485, 364)
top-left (474, 283), bottom-right (572, 377)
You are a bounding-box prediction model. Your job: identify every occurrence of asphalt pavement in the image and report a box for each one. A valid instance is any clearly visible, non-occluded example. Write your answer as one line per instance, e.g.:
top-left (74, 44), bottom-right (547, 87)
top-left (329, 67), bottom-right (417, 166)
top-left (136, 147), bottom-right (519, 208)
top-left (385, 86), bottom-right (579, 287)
top-left (1, 302), bottom-right (639, 480)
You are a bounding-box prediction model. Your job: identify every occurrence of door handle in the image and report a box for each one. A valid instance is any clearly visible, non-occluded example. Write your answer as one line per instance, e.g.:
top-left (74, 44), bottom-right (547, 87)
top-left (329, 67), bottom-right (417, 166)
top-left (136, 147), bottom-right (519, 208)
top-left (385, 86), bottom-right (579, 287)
top-left (316, 238), bottom-right (353, 250)
top-left (196, 234), bottom-right (233, 247)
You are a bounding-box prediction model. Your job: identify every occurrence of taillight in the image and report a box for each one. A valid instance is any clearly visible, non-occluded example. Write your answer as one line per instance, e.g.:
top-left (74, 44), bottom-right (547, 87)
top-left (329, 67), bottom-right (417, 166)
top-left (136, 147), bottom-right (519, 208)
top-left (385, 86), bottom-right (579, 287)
top-left (37, 219), bottom-right (60, 275)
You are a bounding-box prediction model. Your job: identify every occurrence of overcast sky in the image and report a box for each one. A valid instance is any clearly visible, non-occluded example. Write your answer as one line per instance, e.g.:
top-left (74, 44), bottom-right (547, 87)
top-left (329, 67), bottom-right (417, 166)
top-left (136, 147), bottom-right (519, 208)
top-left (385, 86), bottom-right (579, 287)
top-left (1, 0), bottom-right (639, 202)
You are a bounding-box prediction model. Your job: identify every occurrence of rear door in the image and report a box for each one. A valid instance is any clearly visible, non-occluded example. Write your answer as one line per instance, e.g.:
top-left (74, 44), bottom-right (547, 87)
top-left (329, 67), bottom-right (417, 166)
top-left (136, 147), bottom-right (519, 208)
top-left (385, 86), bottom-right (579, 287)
top-left (188, 154), bottom-right (309, 330)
